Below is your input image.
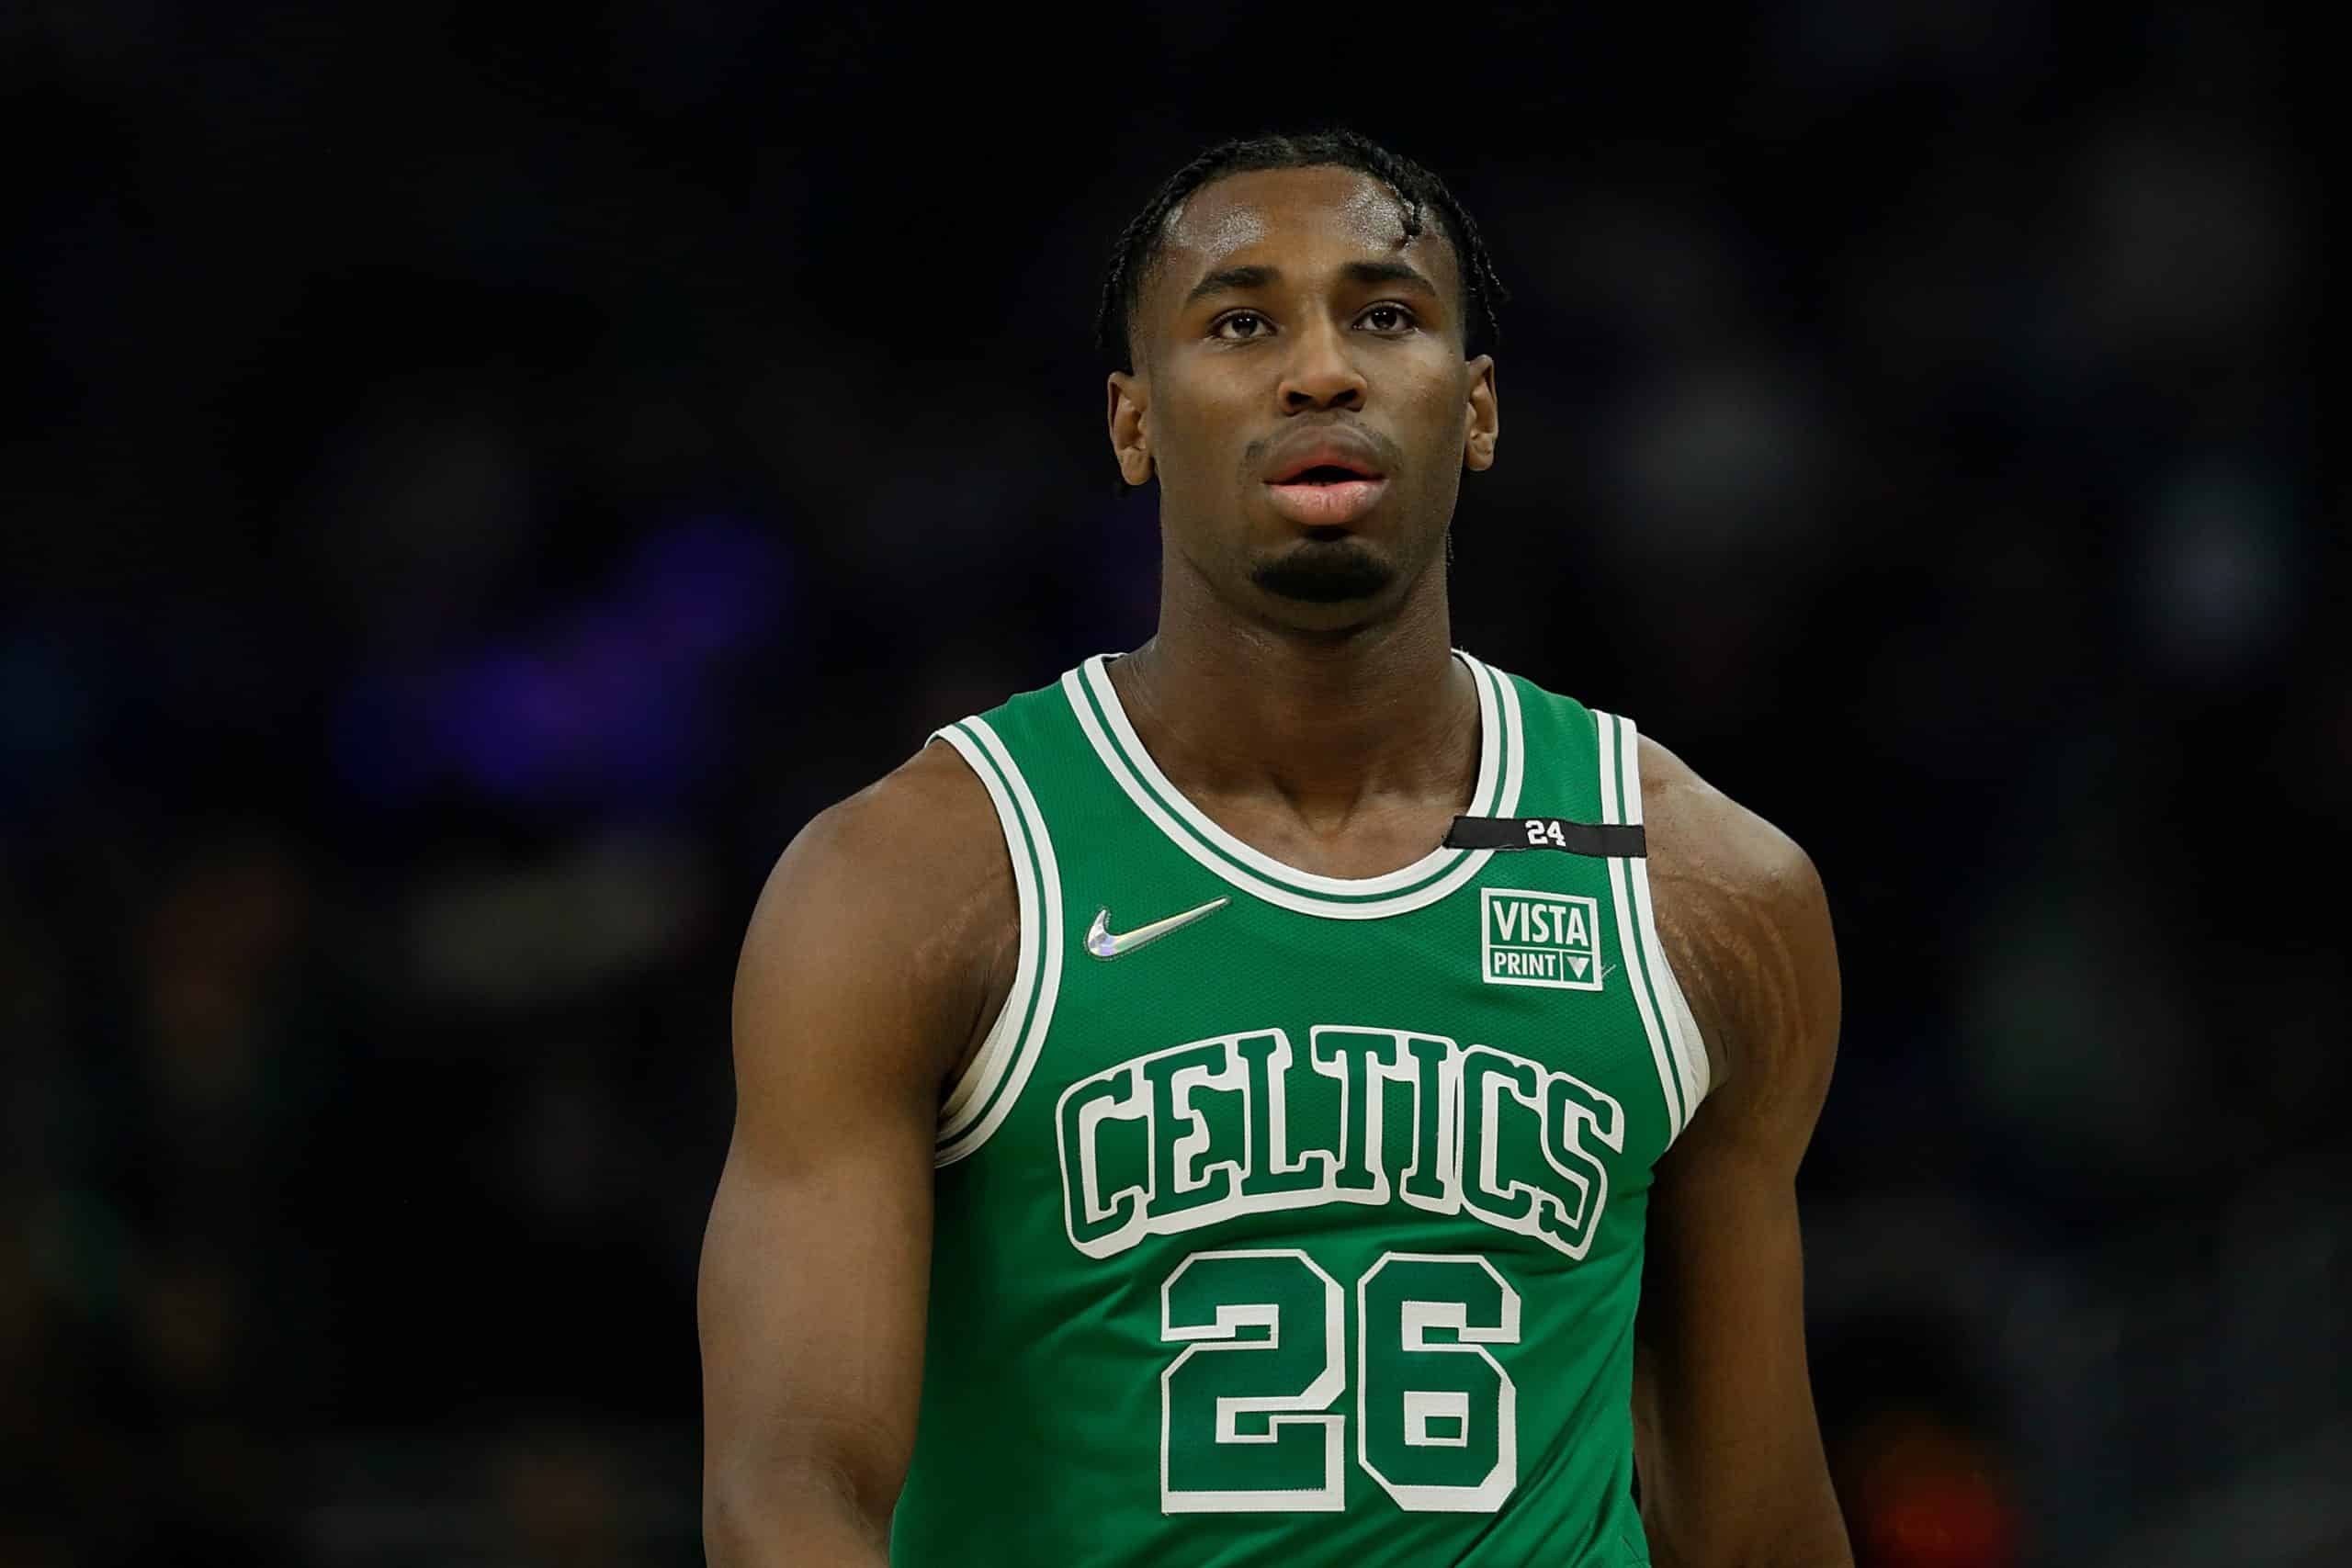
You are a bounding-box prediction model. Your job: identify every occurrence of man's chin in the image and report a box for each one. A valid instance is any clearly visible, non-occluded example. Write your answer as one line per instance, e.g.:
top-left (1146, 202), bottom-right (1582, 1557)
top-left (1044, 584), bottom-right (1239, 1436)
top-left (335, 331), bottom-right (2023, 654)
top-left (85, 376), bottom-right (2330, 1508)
top-left (1248, 537), bottom-right (1396, 604)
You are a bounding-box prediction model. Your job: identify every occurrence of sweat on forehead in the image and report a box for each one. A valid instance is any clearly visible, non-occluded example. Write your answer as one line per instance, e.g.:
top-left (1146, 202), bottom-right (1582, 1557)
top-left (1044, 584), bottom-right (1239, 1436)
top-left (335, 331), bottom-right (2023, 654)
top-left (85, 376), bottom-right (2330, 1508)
top-left (1159, 165), bottom-right (1419, 260)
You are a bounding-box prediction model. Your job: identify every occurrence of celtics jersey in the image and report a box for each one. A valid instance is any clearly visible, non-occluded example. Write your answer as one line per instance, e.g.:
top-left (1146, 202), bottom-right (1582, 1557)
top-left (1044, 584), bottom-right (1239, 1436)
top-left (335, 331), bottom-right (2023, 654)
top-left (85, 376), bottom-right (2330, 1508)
top-left (891, 652), bottom-right (1711, 1568)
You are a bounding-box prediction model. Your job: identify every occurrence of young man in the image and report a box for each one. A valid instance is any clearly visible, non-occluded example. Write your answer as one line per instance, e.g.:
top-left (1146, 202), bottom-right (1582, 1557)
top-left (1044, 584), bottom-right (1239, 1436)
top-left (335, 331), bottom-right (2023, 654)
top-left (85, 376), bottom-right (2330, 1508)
top-left (700, 130), bottom-right (1851, 1567)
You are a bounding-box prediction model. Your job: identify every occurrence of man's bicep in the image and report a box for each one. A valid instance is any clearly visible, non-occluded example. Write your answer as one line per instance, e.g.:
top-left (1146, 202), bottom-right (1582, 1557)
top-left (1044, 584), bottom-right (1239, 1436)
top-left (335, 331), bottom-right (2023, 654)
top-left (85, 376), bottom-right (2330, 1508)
top-left (699, 1109), bottom-right (933, 1552)
top-left (1633, 1134), bottom-right (1843, 1564)
top-left (699, 780), bottom-right (998, 1562)
top-left (1633, 745), bottom-right (1849, 1564)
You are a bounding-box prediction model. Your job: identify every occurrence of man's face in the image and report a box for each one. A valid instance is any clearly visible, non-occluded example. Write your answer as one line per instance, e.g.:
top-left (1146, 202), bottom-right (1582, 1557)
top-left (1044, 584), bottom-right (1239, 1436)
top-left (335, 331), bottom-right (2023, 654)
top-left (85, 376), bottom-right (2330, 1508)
top-left (1108, 165), bottom-right (1498, 631)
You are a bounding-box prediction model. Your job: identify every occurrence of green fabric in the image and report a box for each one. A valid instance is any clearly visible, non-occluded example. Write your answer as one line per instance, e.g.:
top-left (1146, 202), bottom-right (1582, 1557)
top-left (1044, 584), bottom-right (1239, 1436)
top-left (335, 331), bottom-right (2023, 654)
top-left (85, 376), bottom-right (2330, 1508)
top-left (893, 656), bottom-right (1679, 1567)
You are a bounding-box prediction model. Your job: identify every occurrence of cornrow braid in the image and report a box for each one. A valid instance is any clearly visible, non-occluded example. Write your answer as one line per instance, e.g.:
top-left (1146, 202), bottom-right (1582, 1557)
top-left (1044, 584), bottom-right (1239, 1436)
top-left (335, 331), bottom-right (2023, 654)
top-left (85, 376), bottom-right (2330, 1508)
top-left (1094, 129), bottom-right (1508, 376)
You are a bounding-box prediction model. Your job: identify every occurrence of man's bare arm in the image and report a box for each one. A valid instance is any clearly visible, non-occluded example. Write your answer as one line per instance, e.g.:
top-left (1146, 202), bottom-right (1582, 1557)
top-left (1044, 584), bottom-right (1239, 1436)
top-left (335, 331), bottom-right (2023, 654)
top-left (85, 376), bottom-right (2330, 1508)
top-left (1632, 736), bottom-right (1852, 1567)
top-left (698, 744), bottom-right (1013, 1567)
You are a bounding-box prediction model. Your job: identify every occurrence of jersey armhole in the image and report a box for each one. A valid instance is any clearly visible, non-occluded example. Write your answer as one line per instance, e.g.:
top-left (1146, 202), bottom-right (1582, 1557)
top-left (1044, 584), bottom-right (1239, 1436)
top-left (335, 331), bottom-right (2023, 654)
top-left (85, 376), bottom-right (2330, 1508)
top-left (926, 717), bottom-right (1066, 1168)
top-left (1594, 711), bottom-right (1713, 1145)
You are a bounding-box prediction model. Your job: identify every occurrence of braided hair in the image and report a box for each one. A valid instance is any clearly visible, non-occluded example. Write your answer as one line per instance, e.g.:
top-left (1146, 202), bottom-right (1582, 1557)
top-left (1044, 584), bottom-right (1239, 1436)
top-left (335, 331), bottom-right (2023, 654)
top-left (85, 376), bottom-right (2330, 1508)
top-left (1094, 129), bottom-right (1508, 376)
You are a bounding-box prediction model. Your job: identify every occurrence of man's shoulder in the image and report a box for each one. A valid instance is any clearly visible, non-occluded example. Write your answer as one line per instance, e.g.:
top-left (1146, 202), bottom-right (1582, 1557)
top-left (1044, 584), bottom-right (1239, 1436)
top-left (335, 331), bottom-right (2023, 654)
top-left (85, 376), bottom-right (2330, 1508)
top-left (756, 739), bottom-right (1017, 953)
top-left (735, 739), bottom-right (1020, 1091)
top-left (797, 738), bottom-right (1008, 872)
top-left (1635, 733), bottom-right (1823, 908)
top-left (1634, 731), bottom-right (1837, 1107)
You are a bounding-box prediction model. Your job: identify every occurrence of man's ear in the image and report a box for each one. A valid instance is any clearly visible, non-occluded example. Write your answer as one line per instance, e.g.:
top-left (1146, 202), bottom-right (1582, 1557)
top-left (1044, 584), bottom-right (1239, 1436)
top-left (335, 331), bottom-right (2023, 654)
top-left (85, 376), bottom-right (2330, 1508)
top-left (1462, 354), bottom-right (1498, 472)
top-left (1107, 370), bottom-right (1153, 487)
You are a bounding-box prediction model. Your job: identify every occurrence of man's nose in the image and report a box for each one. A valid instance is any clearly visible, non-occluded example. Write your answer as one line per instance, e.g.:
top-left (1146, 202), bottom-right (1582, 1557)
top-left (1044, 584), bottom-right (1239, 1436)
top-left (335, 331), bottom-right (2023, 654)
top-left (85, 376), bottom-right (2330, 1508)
top-left (1277, 318), bottom-right (1368, 412)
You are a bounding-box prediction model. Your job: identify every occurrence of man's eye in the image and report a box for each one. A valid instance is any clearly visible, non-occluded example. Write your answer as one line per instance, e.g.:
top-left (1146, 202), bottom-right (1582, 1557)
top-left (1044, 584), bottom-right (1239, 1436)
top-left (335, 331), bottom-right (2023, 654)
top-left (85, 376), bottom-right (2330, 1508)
top-left (1362, 305), bottom-right (1415, 333)
top-left (1213, 312), bottom-right (1271, 340)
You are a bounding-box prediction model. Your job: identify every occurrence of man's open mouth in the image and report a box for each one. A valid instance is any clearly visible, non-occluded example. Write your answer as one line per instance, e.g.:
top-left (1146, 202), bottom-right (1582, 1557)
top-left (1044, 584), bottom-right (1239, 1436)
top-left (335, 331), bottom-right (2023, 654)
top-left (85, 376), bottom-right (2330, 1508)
top-left (1263, 470), bottom-right (1389, 527)
top-left (1274, 463), bottom-right (1379, 485)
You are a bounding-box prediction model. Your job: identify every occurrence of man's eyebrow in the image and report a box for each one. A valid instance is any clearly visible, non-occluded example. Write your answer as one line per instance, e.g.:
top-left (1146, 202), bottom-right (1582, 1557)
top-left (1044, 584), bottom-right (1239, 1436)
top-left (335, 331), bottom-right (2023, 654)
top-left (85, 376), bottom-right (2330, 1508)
top-left (1342, 259), bottom-right (1441, 299)
top-left (1179, 259), bottom-right (1443, 310)
top-left (1182, 264), bottom-right (1279, 308)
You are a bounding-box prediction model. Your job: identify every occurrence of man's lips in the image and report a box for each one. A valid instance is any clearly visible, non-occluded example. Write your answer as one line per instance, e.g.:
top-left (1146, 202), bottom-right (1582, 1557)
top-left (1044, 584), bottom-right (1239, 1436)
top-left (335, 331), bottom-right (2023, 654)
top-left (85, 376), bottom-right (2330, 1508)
top-left (1266, 455), bottom-right (1382, 483)
top-left (1259, 424), bottom-right (1390, 486)
top-left (1264, 475), bottom-right (1390, 527)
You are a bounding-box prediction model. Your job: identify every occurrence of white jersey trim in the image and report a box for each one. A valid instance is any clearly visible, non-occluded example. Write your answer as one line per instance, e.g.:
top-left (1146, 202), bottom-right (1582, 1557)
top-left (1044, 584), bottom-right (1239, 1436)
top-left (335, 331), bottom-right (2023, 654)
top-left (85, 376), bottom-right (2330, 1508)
top-left (1599, 709), bottom-right (1693, 1142)
top-left (1596, 712), bottom-right (1698, 1144)
top-left (1063, 651), bottom-right (1525, 921)
top-left (1613, 715), bottom-right (1711, 1118)
top-left (928, 716), bottom-right (1066, 1166)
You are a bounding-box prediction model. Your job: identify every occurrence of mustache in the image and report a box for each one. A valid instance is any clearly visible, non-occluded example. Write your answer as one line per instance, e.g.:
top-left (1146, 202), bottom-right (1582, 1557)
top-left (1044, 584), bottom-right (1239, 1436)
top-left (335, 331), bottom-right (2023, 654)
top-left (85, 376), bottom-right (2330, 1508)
top-left (1242, 422), bottom-right (1400, 476)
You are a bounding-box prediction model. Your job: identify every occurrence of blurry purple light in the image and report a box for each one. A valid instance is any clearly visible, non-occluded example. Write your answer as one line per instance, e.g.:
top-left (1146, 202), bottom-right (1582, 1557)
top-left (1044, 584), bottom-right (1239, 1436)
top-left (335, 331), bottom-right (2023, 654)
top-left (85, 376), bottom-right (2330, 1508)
top-left (331, 514), bottom-right (795, 813)
top-left (623, 515), bottom-right (791, 662)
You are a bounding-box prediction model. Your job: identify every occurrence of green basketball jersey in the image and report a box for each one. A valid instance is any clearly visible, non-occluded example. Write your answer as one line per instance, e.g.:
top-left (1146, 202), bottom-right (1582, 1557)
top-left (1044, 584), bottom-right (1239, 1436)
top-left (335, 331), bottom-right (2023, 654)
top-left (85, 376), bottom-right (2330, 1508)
top-left (891, 652), bottom-right (1711, 1568)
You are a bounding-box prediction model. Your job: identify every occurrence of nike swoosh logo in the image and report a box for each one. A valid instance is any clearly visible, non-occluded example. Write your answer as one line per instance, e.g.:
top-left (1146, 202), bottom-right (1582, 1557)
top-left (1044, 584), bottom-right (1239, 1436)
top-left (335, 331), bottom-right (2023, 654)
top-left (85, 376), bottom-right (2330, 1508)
top-left (1085, 897), bottom-right (1230, 960)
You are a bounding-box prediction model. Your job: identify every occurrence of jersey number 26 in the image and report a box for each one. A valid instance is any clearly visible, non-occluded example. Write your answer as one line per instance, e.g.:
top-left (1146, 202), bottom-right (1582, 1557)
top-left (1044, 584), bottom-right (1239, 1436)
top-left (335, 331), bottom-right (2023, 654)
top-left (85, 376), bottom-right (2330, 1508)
top-left (1160, 1248), bottom-right (1519, 1514)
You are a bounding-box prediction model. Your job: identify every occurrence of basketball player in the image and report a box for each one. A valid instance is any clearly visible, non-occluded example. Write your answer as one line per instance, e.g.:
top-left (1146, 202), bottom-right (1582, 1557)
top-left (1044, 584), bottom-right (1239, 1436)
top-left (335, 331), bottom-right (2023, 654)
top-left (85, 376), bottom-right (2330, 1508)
top-left (700, 130), bottom-right (1851, 1566)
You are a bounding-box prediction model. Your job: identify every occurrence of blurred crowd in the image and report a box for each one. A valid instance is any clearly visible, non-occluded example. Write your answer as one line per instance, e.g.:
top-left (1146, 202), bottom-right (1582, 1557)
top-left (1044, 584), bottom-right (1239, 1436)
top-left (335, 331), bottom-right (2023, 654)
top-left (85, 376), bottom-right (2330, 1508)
top-left (3, 2), bottom-right (2338, 1564)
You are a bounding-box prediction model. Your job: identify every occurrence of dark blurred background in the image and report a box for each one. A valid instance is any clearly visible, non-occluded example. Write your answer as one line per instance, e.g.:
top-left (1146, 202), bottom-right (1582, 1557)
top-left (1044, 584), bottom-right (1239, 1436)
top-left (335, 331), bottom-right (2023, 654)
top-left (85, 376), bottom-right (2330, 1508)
top-left (3, 1), bottom-right (2340, 1563)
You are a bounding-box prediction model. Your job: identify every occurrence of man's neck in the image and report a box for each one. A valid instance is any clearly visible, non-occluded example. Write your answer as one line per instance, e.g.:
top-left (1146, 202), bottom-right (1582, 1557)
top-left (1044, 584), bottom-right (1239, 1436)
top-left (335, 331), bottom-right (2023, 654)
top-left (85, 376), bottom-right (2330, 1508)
top-left (1106, 566), bottom-right (1481, 833)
